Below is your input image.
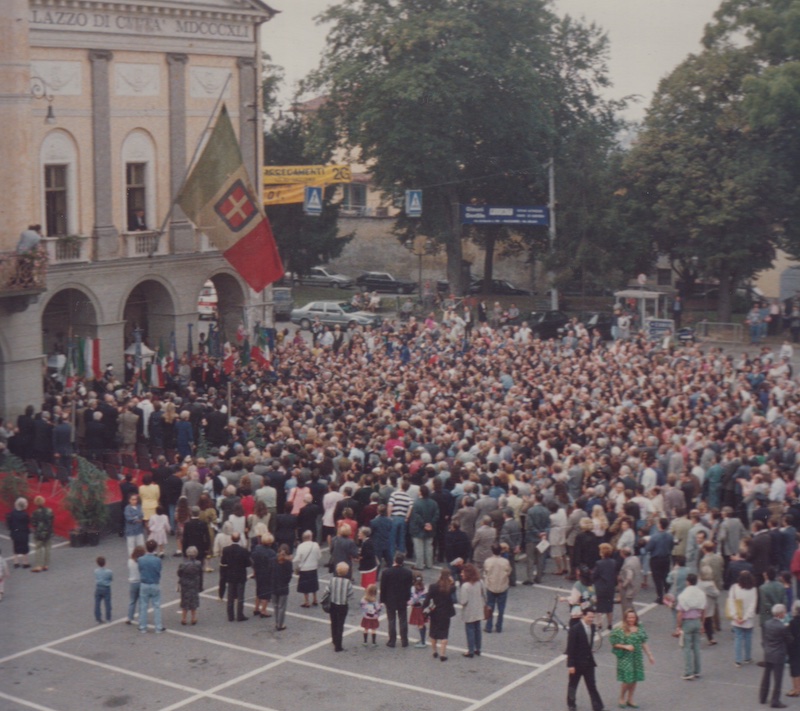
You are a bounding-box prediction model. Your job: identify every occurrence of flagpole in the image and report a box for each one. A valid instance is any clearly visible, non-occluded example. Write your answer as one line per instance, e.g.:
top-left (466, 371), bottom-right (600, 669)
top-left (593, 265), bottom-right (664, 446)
top-left (148, 72), bottom-right (234, 258)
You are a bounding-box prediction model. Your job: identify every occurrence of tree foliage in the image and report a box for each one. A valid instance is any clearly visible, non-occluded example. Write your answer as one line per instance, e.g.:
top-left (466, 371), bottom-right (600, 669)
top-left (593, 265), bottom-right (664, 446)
top-left (614, 41), bottom-right (796, 320)
top-left (305, 0), bottom-right (623, 294)
top-left (262, 108), bottom-right (352, 277)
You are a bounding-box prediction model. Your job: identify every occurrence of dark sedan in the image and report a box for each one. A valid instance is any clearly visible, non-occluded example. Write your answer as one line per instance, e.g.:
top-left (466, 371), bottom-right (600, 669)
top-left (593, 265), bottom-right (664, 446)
top-left (355, 271), bottom-right (417, 294)
top-left (528, 310), bottom-right (570, 339)
top-left (467, 278), bottom-right (530, 296)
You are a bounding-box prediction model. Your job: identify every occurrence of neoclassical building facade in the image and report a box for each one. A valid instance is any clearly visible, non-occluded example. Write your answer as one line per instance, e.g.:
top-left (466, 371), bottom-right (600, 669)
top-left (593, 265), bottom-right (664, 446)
top-left (0, 0), bottom-right (277, 417)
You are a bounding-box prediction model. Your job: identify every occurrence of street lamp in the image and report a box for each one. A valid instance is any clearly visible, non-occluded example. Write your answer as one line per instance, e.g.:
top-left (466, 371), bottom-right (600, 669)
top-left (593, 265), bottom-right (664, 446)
top-left (30, 74), bottom-right (56, 125)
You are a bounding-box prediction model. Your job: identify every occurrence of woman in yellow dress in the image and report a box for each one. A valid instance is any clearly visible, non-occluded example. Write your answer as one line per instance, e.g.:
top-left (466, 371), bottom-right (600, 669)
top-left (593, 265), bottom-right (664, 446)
top-left (138, 472), bottom-right (161, 524)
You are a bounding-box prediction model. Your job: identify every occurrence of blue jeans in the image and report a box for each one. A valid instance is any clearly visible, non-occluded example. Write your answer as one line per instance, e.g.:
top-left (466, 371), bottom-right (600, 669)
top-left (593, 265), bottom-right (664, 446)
top-left (168, 504), bottom-right (177, 534)
top-left (139, 583), bottom-right (162, 631)
top-left (485, 589), bottom-right (508, 632)
top-left (127, 582), bottom-right (141, 622)
top-left (94, 586), bottom-right (111, 622)
top-left (390, 517), bottom-right (406, 556)
top-left (682, 619), bottom-right (701, 676)
top-left (733, 625), bottom-right (753, 664)
top-left (465, 620), bottom-right (482, 655)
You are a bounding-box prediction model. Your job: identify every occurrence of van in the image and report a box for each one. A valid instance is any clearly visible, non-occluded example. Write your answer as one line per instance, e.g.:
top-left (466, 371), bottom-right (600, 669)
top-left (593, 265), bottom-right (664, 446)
top-left (273, 287), bottom-right (294, 320)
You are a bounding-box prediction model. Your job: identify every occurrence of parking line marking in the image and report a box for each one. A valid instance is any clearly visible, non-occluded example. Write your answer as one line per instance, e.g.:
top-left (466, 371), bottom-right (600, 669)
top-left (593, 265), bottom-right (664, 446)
top-left (0, 689), bottom-right (60, 711)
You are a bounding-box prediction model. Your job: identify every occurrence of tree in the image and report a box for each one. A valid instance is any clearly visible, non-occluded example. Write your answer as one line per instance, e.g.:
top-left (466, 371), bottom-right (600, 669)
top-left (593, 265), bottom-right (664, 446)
top-left (704, 0), bottom-right (800, 257)
top-left (614, 46), bottom-right (794, 320)
top-left (305, 0), bottom-right (621, 295)
top-left (262, 108), bottom-right (352, 277)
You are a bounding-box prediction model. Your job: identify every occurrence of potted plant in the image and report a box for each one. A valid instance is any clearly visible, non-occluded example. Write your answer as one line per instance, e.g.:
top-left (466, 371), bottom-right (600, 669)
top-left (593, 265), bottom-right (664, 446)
top-left (65, 457), bottom-right (109, 546)
top-left (0, 453), bottom-right (29, 508)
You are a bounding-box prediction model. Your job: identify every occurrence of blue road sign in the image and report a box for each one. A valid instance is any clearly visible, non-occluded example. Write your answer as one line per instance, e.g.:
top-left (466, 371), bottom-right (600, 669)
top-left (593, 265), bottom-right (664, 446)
top-left (304, 186), bottom-right (323, 216)
top-left (460, 205), bottom-right (549, 226)
top-left (405, 190), bottom-right (422, 218)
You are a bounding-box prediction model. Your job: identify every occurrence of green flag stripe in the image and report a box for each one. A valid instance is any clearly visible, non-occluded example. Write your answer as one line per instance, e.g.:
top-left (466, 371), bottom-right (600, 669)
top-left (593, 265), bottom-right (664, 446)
top-left (177, 105), bottom-right (244, 218)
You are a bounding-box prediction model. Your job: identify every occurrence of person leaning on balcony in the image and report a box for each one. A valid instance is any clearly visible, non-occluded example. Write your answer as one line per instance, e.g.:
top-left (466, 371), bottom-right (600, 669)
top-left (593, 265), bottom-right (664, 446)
top-left (16, 225), bottom-right (42, 252)
top-left (128, 209), bottom-right (148, 232)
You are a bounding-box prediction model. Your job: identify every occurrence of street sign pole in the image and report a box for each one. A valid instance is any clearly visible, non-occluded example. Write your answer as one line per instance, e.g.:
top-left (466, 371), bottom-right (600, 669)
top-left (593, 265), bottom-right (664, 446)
top-left (548, 158), bottom-right (558, 310)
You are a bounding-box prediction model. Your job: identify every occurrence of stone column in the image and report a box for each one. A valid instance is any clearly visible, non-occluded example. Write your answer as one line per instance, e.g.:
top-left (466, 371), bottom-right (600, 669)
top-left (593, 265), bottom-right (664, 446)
top-left (95, 321), bottom-right (126, 378)
top-left (89, 50), bottom-right (119, 260)
top-left (166, 53), bottom-right (195, 253)
top-left (237, 56), bottom-right (258, 187)
top-left (0, 0), bottom-right (33, 248)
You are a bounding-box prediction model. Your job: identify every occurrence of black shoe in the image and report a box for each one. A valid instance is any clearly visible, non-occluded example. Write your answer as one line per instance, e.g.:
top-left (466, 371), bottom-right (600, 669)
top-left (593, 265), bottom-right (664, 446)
top-left (237, 616), bottom-right (249, 621)
top-left (522, 581), bottom-right (533, 586)
top-left (386, 641), bottom-right (396, 648)
top-left (401, 641), bottom-right (409, 648)
top-left (771, 704), bottom-right (788, 709)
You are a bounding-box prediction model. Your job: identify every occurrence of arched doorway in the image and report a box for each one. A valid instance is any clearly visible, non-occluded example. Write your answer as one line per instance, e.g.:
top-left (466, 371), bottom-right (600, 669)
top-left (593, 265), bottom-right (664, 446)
top-left (122, 280), bottom-right (175, 351)
top-left (41, 288), bottom-right (98, 356)
top-left (207, 272), bottom-right (245, 344)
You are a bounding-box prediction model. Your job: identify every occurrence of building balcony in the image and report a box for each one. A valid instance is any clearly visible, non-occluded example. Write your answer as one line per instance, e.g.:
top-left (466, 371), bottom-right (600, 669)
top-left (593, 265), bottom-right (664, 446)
top-left (123, 230), bottom-right (167, 258)
top-left (0, 248), bottom-right (47, 311)
top-left (43, 236), bottom-right (91, 264)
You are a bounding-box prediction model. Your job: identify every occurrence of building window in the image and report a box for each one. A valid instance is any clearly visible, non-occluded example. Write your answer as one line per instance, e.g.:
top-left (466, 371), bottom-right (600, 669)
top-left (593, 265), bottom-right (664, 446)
top-left (126, 162), bottom-right (147, 230)
top-left (121, 130), bottom-right (157, 233)
top-left (44, 164), bottom-right (68, 236)
top-left (342, 183), bottom-right (367, 211)
top-left (657, 268), bottom-right (672, 287)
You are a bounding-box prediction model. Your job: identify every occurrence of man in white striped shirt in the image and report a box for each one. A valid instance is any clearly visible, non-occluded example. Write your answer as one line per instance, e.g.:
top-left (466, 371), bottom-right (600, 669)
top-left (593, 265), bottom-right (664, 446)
top-left (388, 479), bottom-right (413, 558)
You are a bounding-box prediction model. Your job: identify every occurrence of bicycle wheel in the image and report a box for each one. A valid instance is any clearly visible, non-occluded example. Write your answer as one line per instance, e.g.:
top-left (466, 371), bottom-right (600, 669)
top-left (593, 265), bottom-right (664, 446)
top-left (592, 630), bottom-right (603, 652)
top-left (530, 616), bottom-right (559, 642)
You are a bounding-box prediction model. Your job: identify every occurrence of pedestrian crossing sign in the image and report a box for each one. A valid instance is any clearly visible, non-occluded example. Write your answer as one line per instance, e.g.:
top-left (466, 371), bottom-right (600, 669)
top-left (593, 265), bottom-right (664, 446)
top-left (304, 186), bottom-right (323, 216)
top-left (405, 190), bottom-right (422, 218)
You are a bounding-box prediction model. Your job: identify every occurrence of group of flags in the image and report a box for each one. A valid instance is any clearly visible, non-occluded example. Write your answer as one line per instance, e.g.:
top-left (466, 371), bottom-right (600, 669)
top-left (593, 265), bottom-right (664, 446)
top-left (63, 337), bottom-right (101, 387)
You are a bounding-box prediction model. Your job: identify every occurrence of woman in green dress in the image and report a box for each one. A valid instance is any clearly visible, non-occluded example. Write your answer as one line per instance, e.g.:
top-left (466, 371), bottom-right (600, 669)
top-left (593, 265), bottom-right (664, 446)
top-left (610, 609), bottom-right (655, 709)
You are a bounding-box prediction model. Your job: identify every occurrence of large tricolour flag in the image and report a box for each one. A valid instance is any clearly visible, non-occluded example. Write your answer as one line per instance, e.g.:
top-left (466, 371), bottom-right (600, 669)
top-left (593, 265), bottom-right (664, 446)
top-left (176, 104), bottom-right (284, 292)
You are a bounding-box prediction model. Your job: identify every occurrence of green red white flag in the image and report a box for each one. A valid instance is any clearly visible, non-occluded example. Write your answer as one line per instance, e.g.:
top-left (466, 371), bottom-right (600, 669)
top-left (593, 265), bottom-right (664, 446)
top-left (176, 104), bottom-right (284, 292)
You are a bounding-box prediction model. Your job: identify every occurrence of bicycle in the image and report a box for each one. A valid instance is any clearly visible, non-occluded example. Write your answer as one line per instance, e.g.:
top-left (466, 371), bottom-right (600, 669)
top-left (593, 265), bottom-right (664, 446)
top-left (530, 595), bottom-right (603, 652)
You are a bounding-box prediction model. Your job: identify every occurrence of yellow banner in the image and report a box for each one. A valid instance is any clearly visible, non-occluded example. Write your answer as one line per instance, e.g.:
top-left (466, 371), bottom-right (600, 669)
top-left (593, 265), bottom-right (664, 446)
top-left (263, 164), bottom-right (352, 185)
top-left (263, 184), bottom-right (308, 205)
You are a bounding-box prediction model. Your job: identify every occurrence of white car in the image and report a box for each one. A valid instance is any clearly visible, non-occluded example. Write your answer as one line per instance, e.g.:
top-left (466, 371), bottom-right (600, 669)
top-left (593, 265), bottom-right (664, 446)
top-left (290, 301), bottom-right (382, 329)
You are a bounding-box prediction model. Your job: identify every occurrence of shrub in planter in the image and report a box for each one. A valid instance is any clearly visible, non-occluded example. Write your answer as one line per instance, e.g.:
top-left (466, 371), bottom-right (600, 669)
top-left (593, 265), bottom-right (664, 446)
top-left (64, 457), bottom-right (109, 543)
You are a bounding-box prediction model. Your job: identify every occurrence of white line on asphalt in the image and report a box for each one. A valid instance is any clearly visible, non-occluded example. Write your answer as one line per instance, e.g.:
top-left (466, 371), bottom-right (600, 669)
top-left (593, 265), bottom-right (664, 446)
top-left (0, 689), bottom-right (60, 711)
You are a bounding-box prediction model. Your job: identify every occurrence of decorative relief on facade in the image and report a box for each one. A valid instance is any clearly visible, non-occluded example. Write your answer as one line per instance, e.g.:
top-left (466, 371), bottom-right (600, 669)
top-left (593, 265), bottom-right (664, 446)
top-left (189, 67), bottom-right (232, 99)
top-left (115, 63), bottom-right (160, 96)
top-left (30, 61), bottom-right (82, 96)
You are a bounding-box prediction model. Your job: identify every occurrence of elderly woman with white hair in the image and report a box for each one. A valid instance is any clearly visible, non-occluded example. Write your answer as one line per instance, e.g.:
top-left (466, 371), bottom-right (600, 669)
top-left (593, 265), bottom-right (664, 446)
top-left (177, 546), bottom-right (203, 626)
top-left (6, 497), bottom-right (30, 568)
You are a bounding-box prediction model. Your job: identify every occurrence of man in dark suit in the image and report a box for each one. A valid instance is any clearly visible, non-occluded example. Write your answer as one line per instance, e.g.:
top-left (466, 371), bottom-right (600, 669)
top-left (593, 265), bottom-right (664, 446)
top-left (379, 552), bottom-right (413, 648)
top-left (128, 208), bottom-right (147, 231)
top-left (566, 608), bottom-right (608, 711)
top-left (749, 520), bottom-right (772, 586)
top-left (182, 506), bottom-right (211, 568)
top-left (220, 533), bottom-right (251, 622)
top-left (760, 603), bottom-right (792, 708)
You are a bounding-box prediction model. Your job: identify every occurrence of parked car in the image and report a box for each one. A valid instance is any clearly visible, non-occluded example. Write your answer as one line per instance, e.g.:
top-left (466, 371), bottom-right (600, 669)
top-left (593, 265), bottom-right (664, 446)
top-left (527, 310), bottom-right (570, 339)
top-left (272, 287), bottom-right (294, 321)
top-left (287, 266), bottom-right (354, 289)
top-left (355, 271), bottom-right (417, 294)
top-left (467, 278), bottom-right (531, 296)
top-left (290, 301), bottom-right (383, 330)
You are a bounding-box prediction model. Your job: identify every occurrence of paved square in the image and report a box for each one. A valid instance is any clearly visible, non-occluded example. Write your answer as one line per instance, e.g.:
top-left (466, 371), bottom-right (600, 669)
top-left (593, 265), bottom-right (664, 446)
top-left (0, 534), bottom-right (768, 711)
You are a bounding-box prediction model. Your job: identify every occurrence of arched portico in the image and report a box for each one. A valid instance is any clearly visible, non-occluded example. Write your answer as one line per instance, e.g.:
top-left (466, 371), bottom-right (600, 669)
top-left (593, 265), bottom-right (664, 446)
top-left (121, 278), bottom-right (177, 351)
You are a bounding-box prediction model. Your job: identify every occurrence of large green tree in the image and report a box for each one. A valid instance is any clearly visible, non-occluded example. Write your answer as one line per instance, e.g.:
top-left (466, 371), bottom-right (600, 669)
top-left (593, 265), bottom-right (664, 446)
top-left (263, 113), bottom-right (352, 277)
top-left (615, 44), bottom-right (795, 320)
top-left (305, 0), bottom-right (622, 295)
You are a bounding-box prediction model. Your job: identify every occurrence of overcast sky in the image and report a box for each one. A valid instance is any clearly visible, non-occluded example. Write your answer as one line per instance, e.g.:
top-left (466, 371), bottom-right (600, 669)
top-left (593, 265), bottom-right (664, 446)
top-left (260, 0), bottom-right (723, 122)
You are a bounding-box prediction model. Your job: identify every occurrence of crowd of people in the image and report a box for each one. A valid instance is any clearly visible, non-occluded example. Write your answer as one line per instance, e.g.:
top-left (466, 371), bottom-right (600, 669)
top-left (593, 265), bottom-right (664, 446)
top-left (6, 304), bottom-right (800, 707)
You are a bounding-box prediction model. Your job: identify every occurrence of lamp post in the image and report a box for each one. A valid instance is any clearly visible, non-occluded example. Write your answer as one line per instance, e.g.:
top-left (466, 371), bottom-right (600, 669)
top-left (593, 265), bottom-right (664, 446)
top-left (30, 75), bottom-right (56, 125)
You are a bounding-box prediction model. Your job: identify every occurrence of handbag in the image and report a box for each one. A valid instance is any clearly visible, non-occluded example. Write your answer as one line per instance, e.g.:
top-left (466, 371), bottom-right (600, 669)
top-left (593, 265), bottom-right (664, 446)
top-left (483, 604), bottom-right (493, 621)
top-left (320, 588), bottom-right (331, 613)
